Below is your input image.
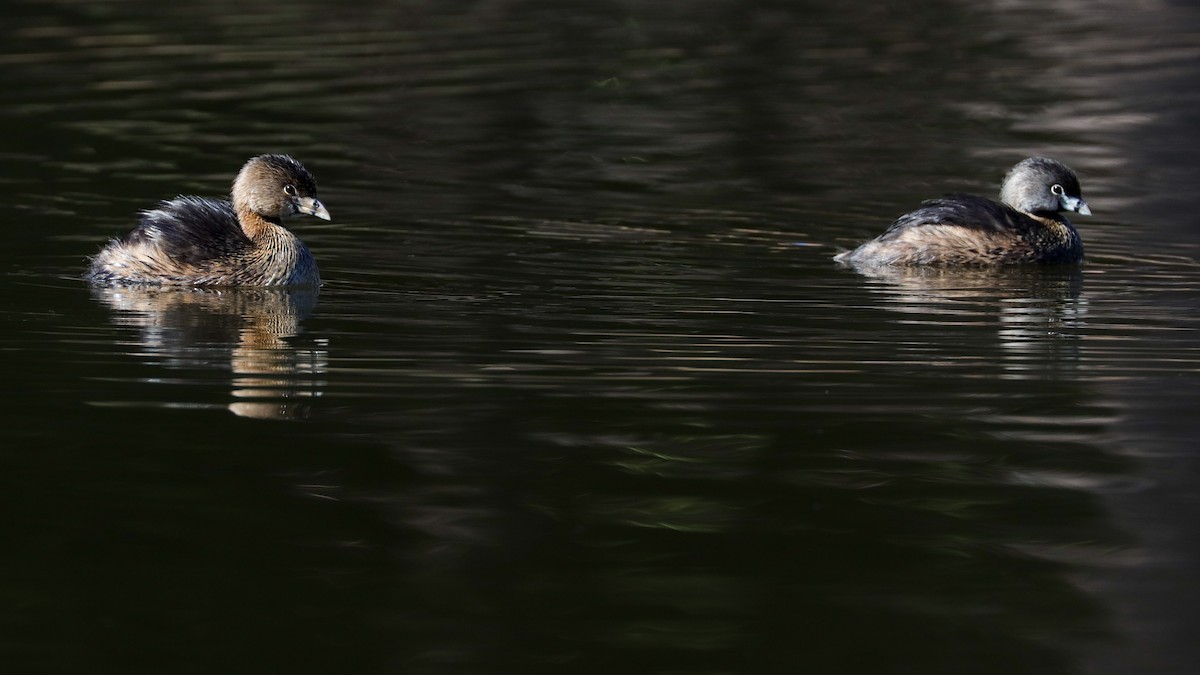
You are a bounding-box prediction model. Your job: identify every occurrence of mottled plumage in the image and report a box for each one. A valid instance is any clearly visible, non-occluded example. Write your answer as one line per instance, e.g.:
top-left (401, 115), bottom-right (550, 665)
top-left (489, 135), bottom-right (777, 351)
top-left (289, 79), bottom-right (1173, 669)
top-left (87, 154), bottom-right (329, 286)
top-left (835, 157), bottom-right (1089, 266)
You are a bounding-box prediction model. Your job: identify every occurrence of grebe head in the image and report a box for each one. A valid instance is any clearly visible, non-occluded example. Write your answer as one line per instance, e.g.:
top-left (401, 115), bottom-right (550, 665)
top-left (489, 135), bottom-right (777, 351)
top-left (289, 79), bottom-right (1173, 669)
top-left (999, 157), bottom-right (1090, 217)
top-left (231, 154), bottom-right (331, 222)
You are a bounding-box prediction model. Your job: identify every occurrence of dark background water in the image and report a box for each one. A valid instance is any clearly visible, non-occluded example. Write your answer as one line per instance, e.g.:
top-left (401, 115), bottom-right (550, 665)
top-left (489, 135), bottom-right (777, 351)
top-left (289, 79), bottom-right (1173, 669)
top-left (3, 1), bottom-right (1200, 673)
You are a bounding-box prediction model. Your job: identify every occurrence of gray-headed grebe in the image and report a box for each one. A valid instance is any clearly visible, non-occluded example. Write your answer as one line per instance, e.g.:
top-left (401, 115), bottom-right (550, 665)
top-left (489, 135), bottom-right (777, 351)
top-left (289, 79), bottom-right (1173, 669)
top-left (835, 157), bottom-right (1090, 266)
top-left (86, 154), bottom-right (329, 286)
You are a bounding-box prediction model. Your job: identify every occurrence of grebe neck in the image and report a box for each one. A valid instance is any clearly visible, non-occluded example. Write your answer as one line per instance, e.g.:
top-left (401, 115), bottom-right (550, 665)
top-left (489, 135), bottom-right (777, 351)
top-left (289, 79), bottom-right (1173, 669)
top-left (236, 206), bottom-right (287, 241)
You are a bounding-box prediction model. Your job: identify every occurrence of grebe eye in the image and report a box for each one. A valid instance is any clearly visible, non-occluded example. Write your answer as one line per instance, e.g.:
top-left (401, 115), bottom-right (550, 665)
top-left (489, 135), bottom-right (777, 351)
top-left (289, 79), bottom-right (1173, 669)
top-left (283, 184), bottom-right (298, 196)
top-left (1050, 184), bottom-right (1065, 196)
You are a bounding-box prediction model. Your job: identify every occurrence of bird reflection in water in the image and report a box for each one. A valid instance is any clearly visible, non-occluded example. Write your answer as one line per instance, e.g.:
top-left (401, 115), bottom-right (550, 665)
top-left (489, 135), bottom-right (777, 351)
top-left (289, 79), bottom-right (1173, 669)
top-left (90, 286), bottom-right (326, 419)
top-left (847, 264), bottom-right (1087, 376)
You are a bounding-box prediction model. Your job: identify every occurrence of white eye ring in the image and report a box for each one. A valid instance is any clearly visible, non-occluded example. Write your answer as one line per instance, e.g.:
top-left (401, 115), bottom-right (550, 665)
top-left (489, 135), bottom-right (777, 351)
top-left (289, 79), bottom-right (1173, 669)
top-left (283, 184), bottom-right (298, 196)
top-left (1050, 184), bottom-right (1065, 196)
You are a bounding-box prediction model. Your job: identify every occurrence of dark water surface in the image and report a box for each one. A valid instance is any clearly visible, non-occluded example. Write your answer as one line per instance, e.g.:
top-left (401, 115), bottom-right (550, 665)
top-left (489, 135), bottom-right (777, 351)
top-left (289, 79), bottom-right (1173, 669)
top-left (4, 1), bottom-right (1200, 673)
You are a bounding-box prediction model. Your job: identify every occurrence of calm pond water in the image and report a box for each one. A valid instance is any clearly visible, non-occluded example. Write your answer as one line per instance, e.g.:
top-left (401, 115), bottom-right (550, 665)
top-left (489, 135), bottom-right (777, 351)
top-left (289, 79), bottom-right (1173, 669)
top-left (3, 1), bottom-right (1200, 673)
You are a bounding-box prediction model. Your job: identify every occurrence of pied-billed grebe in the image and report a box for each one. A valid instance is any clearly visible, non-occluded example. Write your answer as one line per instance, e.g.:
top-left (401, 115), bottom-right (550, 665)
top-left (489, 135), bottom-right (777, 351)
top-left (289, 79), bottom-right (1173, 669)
top-left (86, 154), bottom-right (329, 286)
top-left (834, 157), bottom-right (1090, 266)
